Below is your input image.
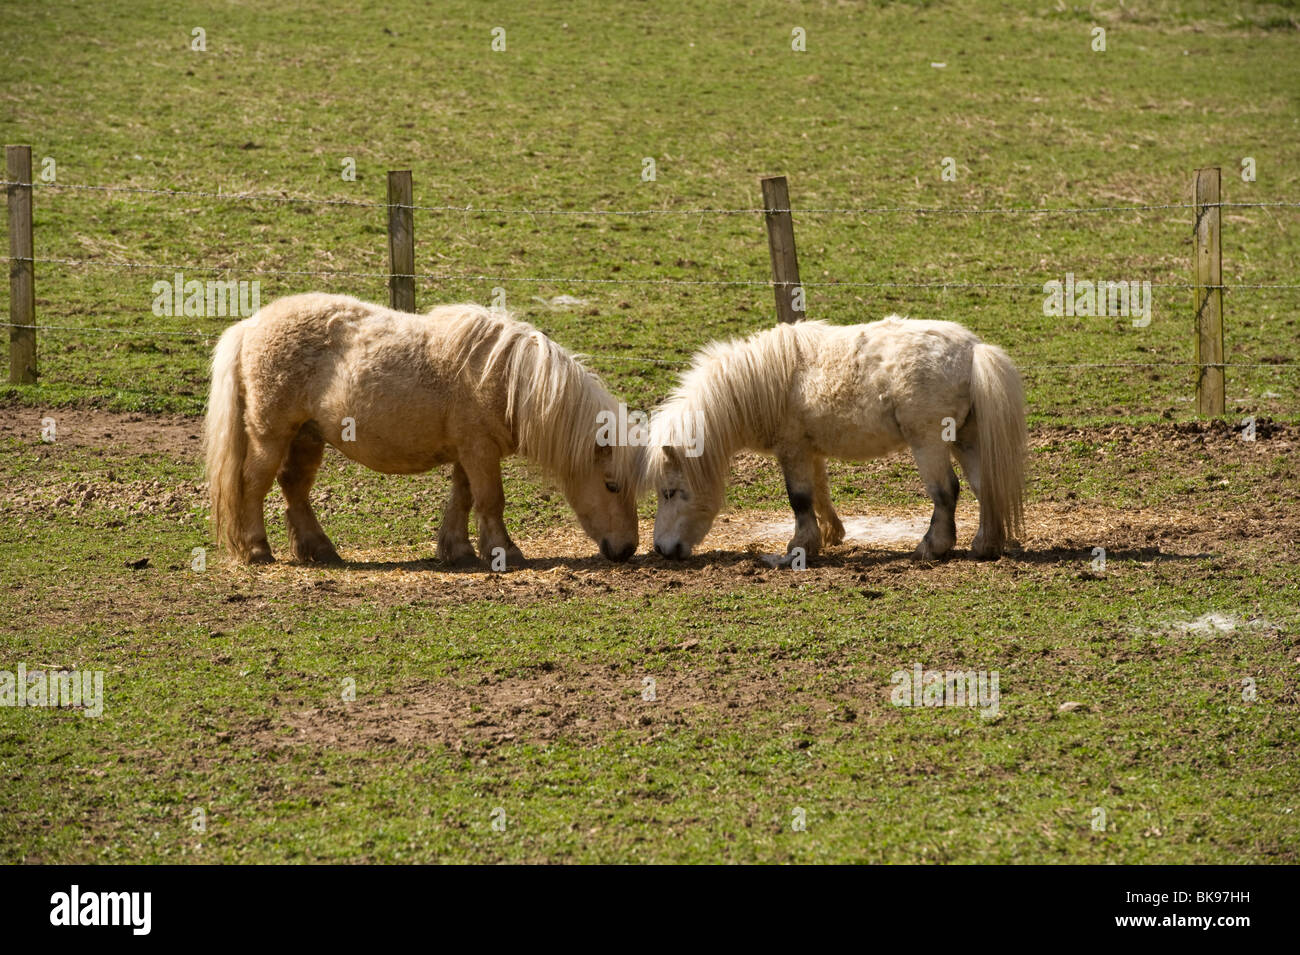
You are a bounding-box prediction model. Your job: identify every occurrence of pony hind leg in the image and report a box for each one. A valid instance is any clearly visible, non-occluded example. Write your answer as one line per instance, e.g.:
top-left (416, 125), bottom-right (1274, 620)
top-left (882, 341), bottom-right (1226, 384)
top-left (813, 456), bottom-right (845, 547)
top-left (955, 437), bottom-right (1000, 560)
top-left (909, 439), bottom-right (959, 562)
top-left (240, 430), bottom-right (295, 563)
top-left (435, 462), bottom-right (478, 566)
top-left (278, 423), bottom-right (341, 564)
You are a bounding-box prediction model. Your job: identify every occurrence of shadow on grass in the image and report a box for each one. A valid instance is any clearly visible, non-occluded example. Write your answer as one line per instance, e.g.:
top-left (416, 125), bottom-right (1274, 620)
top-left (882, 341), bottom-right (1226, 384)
top-left (327, 544), bottom-right (1214, 574)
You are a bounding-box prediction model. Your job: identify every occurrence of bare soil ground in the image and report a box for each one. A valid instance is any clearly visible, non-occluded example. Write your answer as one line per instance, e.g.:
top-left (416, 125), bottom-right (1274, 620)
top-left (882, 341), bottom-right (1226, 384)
top-left (0, 406), bottom-right (201, 455)
top-left (247, 659), bottom-right (868, 754)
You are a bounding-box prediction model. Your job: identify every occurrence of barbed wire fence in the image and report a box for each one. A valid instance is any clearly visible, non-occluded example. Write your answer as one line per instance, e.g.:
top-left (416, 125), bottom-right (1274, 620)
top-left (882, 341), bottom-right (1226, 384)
top-left (4, 147), bottom-right (1299, 412)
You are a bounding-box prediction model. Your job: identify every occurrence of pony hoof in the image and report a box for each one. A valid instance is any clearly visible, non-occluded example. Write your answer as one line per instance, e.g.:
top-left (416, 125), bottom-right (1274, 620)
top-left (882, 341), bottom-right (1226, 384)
top-left (762, 547), bottom-right (816, 569)
top-left (437, 543), bottom-right (478, 566)
top-left (309, 544), bottom-right (343, 565)
top-left (970, 532), bottom-right (1004, 561)
top-left (911, 542), bottom-right (950, 563)
top-left (247, 546), bottom-right (274, 564)
top-left (290, 539), bottom-right (341, 564)
top-left (479, 549), bottom-right (523, 570)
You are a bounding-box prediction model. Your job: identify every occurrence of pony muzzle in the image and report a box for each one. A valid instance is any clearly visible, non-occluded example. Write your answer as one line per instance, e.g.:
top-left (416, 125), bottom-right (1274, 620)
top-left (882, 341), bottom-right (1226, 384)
top-left (653, 539), bottom-right (690, 561)
top-left (600, 538), bottom-right (636, 562)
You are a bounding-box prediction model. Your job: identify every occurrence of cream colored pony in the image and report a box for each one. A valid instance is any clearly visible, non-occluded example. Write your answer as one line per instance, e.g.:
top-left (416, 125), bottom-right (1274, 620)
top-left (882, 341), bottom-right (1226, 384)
top-left (205, 293), bottom-right (639, 566)
top-left (645, 317), bottom-right (1026, 564)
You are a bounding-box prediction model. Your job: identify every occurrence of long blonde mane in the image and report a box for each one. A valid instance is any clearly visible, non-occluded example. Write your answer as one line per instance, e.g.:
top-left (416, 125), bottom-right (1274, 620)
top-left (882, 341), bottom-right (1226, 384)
top-left (647, 321), bottom-right (825, 494)
top-left (430, 304), bottom-right (637, 489)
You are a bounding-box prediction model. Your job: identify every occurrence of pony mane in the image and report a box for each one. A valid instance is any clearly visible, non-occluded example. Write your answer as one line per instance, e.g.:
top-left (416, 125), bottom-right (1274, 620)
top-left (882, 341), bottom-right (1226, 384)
top-left (646, 321), bottom-right (823, 494)
top-left (427, 304), bottom-right (637, 489)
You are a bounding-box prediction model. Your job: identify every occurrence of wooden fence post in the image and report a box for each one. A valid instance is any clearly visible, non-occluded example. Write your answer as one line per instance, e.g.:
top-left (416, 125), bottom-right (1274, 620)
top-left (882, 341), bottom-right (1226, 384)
top-left (387, 170), bottom-right (415, 312)
top-left (6, 145), bottom-right (36, 384)
top-left (760, 175), bottom-right (804, 324)
top-left (1193, 167), bottom-right (1224, 416)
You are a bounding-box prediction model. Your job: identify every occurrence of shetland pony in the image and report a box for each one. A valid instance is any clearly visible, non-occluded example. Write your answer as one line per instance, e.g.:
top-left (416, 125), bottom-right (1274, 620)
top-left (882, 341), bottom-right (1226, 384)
top-left (205, 293), bottom-right (639, 566)
top-left (645, 317), bottom-right (1026, 564)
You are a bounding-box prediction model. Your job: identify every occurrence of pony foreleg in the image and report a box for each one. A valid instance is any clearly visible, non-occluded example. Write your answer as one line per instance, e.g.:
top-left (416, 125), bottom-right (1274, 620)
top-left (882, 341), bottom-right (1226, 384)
top-left (777, 453), bottom-right (822, 565)
top-left (436, 462), bottom-right (478, 565)
top-left (460, 446), bottom-right (525, 567)
top-left (812, 456), bottom-right (845, 547)
top-left (910, 440), bottom-right (959, 561)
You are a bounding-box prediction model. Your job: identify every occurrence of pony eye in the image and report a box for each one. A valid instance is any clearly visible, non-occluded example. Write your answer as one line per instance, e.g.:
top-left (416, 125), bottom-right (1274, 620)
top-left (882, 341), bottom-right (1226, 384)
top-left (605, 481), bottom-right (620, 493)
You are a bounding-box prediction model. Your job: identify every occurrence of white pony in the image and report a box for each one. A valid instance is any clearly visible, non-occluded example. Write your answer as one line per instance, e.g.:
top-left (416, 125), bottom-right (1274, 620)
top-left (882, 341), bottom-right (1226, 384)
top-left (645, 317), bottom-right (1026, 564)
top-left (205, 293), bottom-right (640, 566)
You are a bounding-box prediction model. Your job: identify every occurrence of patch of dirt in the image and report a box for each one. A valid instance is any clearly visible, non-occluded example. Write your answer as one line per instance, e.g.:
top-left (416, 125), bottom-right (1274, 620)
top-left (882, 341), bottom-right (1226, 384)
top-left (240, 660), bottom-right (879, 754)
top-left (5, 477), bottom-right (203, 522)
top-left (1030, 418), bottom-right (1299, 486)
top-left (0, 405), bottom-right (200, 456)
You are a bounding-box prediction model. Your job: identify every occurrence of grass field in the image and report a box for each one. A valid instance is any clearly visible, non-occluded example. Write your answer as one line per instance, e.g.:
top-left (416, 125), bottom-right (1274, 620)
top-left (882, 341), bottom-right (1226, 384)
top-left (1, 0), bottom-right (1298, 863)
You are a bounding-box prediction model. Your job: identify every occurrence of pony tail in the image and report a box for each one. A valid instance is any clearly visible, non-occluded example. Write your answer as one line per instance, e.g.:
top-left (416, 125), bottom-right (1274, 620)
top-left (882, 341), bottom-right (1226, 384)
top-left (205, 321), bottom-right (249, 560)
top-left (970, 343), bottom-right (1026, 544)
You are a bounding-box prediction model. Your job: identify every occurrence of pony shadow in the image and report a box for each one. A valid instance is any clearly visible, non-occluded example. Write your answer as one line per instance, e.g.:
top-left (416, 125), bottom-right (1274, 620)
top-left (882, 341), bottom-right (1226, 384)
top-left (821, 544), bottom-right (1215, 569)
top-left (634, 547), bottom-right (908, 572)
top-left (641, 543), bottom-right (1216, 572)
top-left (1004, 545), bottom-right (1215, 566)
top-left (321, 544), bottom-right (1214, 575)
top-left (329, 553), bottom-right (624, 574)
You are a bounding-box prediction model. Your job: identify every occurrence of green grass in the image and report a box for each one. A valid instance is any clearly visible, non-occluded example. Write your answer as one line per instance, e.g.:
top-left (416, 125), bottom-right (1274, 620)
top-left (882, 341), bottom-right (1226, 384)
top-left (2, 0), bottom-right (1298, 863)
top-left (1, 0), bottom-right (1298, 422)
top-left (4, 520), bottom-right (1298, 863)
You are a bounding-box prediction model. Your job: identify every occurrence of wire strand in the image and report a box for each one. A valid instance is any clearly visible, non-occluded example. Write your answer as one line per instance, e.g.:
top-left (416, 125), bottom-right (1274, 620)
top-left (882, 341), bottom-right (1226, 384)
top-left (10, 256), bottom-right (1300, 290)
top-left (3, 324), bottom-right (1295, 371)
top-left (5, 180), bottom-right (1298, 216)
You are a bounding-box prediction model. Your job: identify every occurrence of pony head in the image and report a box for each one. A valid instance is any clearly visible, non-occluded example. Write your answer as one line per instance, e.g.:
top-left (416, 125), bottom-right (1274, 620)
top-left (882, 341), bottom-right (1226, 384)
top-left (472, 312), bottom-right (641, 562)
top-left (644, 399), bottom-right (724, 560)
top-left (562, 441), bottom-right (640, 562)
top-left (645, 324), bottom-right (797, 560)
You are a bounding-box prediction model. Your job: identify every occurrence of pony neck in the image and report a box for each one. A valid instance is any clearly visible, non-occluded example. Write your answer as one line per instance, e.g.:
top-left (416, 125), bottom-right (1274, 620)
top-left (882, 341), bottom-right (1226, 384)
top-left (671, 330), bottom-right (796, 492)
top-left (509, 343), bottom-right (599, 480)
top-left (495, 328), bottom-right (633, 493)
